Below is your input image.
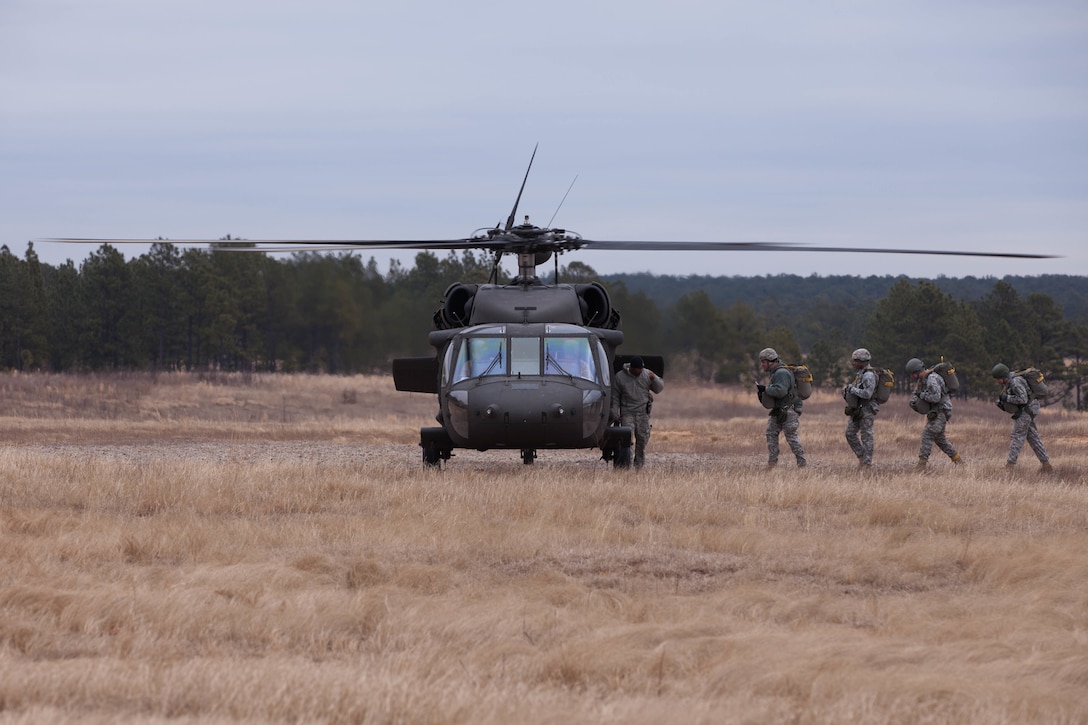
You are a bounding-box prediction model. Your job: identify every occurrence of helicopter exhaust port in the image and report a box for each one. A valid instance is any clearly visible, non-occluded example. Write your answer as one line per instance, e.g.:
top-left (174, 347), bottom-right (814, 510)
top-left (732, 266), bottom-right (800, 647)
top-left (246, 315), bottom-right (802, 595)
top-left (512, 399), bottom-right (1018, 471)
top-left (574, 283), bottom-right (613, 328)
top-left (441, 284), bottom-right (478, 328)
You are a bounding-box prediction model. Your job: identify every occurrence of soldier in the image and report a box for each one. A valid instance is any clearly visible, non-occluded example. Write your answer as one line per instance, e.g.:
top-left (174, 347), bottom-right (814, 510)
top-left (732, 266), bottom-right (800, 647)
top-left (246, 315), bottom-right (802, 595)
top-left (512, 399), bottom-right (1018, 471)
top-left (906, 358), bottom-right (962, 468)
top-left (756, 347), bottom-right (807, 468)
top-left (992, 363), bottom-right (1053, 472)
top-left (843, 347), bottom-right (879, 468)
top-left (610, 356), bottom-right (664, 469)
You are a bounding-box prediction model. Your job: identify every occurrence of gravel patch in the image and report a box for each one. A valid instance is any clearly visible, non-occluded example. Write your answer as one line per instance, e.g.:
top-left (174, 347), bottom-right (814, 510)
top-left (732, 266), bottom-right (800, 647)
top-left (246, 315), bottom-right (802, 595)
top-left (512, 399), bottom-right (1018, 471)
top-left (15, 439), bottom-right (735, 473)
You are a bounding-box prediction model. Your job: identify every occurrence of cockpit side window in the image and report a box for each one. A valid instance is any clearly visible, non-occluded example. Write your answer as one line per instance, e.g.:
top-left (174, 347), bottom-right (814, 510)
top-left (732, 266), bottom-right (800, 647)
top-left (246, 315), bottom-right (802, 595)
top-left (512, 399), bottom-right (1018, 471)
top-left (595, 340), bottom-right (610, 385)
top-left (544, 337), bottom-right (597, 381)
top-left (452, 337), bottom-right (506, 382)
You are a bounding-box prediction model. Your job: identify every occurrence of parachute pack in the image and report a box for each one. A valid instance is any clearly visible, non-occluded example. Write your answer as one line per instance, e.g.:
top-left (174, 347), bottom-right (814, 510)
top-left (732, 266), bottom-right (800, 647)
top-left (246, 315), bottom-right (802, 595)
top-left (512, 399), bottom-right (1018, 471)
top-left (873, 367), bottom-right (895, 404)
top-left (784, 364), bottom-right (813, 400)
top-left (926, 360), bottom-right (960, 394)
top-left (1013, 368), bottom-right (1048, 399)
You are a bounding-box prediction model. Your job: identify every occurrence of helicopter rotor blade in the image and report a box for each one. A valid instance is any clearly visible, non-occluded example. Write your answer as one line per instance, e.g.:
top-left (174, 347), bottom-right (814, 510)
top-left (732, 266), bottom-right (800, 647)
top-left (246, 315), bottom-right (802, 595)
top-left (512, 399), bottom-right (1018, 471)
top-left (41, 237), bottom-right (490, 250)
top-left (39, 236), bottom-right (1059, 260)
top-left (504, 143), bottom-right (538, 232)
top-left (577, 239), bottom-right (1058, 259)
top-left (546, 175), bottom-right (578, 229)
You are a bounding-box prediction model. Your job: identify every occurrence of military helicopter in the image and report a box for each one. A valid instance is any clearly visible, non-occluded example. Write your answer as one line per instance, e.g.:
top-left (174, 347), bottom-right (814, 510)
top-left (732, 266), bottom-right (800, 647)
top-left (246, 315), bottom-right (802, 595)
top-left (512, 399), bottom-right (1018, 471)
top-left (45, 147), bottom-right (1057, 468)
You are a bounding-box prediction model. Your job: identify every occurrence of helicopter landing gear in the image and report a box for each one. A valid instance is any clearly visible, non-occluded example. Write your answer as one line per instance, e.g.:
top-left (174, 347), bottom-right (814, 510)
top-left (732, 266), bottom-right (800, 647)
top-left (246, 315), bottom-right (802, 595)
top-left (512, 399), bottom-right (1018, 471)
top-left (520, 448), bottom-right (537, 465)
top-left (419, 427), bottom-right (453, 468)
top-left (600, 425), bottom-right (634, 470)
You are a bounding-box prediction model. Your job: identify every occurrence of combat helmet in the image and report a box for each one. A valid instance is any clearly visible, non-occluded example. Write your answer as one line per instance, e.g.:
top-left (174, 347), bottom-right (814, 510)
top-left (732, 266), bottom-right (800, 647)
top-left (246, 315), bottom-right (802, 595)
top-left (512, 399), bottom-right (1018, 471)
top-left (991, 363), bottom-right (1010, 379)
top-left (758, 347), bottom-right (779, 362)
top-left (851, 348), bottom-right (872, 363)
top-left (905, 358), bottom-right (925, 375)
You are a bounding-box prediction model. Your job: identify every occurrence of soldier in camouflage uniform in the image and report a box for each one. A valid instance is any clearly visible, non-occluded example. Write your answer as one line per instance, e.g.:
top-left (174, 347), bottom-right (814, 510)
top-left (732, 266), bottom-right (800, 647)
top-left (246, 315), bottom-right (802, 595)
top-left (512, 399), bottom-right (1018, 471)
top-left (610, 356), bottom-right (664, 469)
top-left (992, 363), bottom-right (1052, 472)
top-left (756, 347), bottom-right (807, 468)
top-left (843, 348), bottom-right (879, 468)
top-left (906, 358), bottom-right (962, 469)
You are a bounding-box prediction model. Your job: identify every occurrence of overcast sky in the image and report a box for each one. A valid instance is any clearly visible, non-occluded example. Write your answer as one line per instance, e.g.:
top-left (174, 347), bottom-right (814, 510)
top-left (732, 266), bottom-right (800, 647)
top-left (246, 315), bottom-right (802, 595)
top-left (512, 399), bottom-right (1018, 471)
top-left (2, 0), bottom-right (1085, 280)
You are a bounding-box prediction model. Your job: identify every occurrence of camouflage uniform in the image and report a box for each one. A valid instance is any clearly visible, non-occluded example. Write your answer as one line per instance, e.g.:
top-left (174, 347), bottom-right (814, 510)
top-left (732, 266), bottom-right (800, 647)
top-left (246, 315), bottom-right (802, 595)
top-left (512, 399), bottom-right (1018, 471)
top-left (610, 363), bottom-right (664, 468)
top-left (761, 361), bottom-right (806, 467)
top-left (844, 366), bottom-right (879, 466)
top-left (1002, 375), bottom-right (1049, 466)
top-left (912, 370), bottom-right (960, 463)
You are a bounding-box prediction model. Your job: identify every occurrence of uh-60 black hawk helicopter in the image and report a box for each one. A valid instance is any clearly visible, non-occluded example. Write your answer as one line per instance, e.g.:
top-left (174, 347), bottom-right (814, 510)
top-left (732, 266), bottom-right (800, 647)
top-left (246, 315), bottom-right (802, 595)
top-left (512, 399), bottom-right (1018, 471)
top-left (47, 147), bottom-right (1056, 468)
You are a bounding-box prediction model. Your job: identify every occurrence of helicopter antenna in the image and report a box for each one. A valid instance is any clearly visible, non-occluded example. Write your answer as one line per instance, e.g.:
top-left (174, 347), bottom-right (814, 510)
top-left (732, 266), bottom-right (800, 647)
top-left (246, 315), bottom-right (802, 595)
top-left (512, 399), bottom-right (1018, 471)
top-left (504, 143), bottom-right (538, 231)
top-left (546, 175), bottom-right (578, 228)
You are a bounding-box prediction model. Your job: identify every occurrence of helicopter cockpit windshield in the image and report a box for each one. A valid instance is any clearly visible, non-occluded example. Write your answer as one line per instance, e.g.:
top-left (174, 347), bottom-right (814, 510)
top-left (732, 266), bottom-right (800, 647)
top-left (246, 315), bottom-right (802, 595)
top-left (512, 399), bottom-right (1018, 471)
top-left (452, 335), bottom-right (506, 382)
top-left (448, 325), bottom-right (602, 384)
top-left (543, 336), bottom-right (596, 381)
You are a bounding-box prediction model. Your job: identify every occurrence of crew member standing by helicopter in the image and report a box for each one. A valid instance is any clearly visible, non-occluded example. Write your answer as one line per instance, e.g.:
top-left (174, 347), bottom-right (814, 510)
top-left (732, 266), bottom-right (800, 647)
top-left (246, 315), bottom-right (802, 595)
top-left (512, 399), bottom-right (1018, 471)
top-left (610, 356), bottom-right (664, 469)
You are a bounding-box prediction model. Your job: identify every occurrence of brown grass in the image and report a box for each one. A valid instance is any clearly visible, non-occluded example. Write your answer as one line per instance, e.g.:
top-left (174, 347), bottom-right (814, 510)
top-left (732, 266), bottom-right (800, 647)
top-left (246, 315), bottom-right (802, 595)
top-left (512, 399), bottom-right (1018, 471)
top-left (0, 372), bottom-right (1085, 723)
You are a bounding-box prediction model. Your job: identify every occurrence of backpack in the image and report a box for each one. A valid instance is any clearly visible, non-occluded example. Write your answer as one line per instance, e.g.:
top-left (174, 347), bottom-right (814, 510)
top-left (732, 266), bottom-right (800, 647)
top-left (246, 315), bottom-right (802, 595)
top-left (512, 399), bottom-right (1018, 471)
top-left (927, 360), bottom-right (960, 394)
top-left (873, 367), bottom-right (895, 404)
top-left (1013, 368), bottom-right (1048, 399)
top-left (784, 364), bottom-right (813, 400)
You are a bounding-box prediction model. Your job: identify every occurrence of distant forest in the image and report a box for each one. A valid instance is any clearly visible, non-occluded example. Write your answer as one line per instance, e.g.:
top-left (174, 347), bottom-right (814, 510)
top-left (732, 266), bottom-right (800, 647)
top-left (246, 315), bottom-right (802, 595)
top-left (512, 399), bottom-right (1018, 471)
top-left (3, 243), bottom-right (1086, 409)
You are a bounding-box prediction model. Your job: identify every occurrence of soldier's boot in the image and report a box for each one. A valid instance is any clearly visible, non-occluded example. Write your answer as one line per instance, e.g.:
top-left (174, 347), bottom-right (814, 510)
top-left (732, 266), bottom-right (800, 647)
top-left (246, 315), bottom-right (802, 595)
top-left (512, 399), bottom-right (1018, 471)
top-left (1005, 461), bottom-right (1016, 469)
top-left (1040, 461), bottom-right (1054, 473)
top-left (767, 460), bottom-right (778, 469)
top-left (950, 453), bottom-right (963, 466)
top-left (915, 458), bottom-right (928, 470)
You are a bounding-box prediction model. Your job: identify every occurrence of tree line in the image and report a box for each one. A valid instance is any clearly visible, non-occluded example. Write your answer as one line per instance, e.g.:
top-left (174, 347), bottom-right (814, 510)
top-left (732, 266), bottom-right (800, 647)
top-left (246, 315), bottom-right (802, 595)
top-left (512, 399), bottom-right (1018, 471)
top-left (3, 243), bottom-right (1086, 409)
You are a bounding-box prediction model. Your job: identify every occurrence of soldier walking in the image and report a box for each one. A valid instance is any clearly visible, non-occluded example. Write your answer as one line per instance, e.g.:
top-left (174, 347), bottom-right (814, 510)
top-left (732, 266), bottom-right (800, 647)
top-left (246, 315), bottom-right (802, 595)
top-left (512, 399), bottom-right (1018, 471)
top-left (992, 364), bottom-right (1052, 472)
top-left (610, 356), bottom-right (664, 469)
top-left (906, 358), bottom-right (962, 468)
top-left (843, 348), bottom-right (879, 468)
top-left (756, 347), bottom-right (807, 468)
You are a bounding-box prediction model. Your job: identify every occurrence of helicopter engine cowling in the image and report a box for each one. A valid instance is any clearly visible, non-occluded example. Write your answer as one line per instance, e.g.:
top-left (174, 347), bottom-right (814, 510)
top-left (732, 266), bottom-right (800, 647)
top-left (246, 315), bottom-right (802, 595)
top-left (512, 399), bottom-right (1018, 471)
top-left (441, 284), bottom-right (478, 328)
top-left (574, 283), bottom-right (612, 328)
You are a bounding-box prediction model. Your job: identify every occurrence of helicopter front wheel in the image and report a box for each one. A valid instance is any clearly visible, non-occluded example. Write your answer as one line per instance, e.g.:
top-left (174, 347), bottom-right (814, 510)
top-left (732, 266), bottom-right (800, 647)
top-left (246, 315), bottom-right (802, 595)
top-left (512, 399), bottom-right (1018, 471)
top-left (600, 425), bottom-right (634, 469)
top-left (420, 427), bottom-right (453, 468)
top-left (520, 448), bottom-right (537, 465)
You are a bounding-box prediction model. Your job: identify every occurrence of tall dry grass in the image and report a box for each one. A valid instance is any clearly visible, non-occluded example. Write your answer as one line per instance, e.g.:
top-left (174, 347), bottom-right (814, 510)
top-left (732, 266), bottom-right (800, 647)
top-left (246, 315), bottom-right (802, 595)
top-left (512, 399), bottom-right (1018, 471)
top-left (0, 372), bottom-right (1085, 723)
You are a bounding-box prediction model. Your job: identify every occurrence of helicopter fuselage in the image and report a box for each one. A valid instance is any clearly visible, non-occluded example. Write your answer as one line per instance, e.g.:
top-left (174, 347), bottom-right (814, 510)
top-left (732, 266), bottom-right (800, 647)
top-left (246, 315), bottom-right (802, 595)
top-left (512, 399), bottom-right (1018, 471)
top-left (438, 322), bottom-right (614, 451)
top-left (392, 280), bottom-right (652, 466)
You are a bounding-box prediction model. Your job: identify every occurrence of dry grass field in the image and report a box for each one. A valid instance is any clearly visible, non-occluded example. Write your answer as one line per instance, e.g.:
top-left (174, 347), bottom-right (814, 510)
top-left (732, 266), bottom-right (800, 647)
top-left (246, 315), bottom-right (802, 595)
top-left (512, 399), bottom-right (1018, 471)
top-left (0, 372), bottom-right (1085, 724)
